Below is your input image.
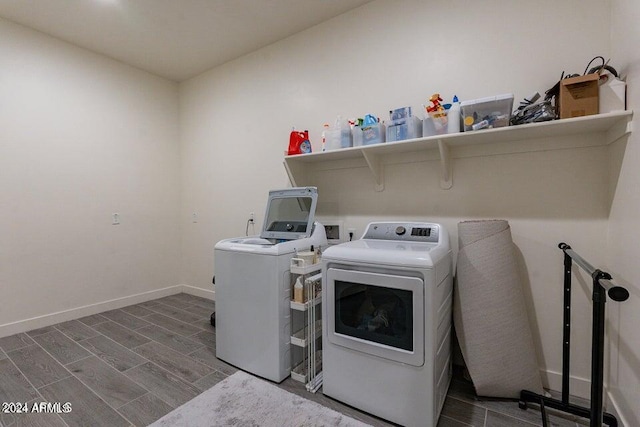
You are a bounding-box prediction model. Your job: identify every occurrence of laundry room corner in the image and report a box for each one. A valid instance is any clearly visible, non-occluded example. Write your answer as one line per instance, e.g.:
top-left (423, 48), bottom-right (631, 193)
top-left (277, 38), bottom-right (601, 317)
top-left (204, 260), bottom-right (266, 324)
top-left (603, 0), bottom-right (640, 425)
top-left (174, 4), bottom-right (619, 407)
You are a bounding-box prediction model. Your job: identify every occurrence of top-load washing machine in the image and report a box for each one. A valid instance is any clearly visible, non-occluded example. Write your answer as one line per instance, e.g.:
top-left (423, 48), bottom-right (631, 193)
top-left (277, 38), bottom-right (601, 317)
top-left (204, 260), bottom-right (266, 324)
top-left (215, 187), bottom-right (327, 383)
top-left (322, 222), bottom-right (452, 427)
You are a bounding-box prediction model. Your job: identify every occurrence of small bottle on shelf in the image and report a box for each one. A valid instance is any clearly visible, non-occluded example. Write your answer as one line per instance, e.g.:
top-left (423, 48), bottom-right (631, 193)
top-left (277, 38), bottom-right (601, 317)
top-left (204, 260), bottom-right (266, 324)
top-left (294, 276), bottom-right (304, 303)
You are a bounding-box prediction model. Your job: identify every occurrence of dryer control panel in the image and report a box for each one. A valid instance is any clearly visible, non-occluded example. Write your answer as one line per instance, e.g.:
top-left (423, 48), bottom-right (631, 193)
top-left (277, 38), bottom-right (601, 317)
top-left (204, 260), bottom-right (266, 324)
top-left (362, 222), bottom-right (440, 243)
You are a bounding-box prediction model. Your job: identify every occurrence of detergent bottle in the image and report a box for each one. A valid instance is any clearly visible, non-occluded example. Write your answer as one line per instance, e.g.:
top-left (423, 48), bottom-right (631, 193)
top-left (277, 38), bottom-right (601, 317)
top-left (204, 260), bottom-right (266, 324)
top-left (287, 128), bottom-right (311, 155)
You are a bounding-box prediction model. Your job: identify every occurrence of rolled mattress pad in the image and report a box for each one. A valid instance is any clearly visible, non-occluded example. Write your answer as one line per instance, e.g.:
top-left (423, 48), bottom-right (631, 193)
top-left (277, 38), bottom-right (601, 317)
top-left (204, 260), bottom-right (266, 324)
top-left (454, 220), bottom-right (543, 398)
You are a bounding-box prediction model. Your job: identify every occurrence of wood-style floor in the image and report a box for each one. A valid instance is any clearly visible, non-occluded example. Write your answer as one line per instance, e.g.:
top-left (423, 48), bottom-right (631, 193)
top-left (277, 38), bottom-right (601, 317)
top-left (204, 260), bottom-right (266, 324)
top-left (0, 293), bottom-right (588, 426)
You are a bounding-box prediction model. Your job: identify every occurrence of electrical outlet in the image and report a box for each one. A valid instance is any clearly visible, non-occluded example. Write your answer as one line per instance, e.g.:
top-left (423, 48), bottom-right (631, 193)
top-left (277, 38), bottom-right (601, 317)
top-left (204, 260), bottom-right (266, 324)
top-left (249, 212), bottom-right (255, 223)
top-left (347, 227), bottom-right (356, 241)
top-left (192, 212), bottom-right (198, 223)
top-left (112, 213), bottom-right (120, 225)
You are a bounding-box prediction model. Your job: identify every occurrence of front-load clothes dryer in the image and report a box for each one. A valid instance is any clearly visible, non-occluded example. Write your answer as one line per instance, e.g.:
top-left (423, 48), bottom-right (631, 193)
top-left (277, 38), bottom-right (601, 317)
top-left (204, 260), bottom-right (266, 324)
top-left (322, 222), bottom-right (453, 427)
top-left (214, 187), bottom-right (327, 383)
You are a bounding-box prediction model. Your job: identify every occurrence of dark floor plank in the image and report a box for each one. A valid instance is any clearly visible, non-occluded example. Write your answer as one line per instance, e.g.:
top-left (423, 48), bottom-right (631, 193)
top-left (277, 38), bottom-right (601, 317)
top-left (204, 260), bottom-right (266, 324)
top-left (26, 326), bottom-right (57, 338)
top-left (38, 376), bottom-right (130, 427)
top-left (191, 317), bottom-right (216, 332)
top-left (153, 295), bottom-right (192, 310)
top-left (55, 320), bottom-right (100, 342)
top-left (185, 297), bottom-right (215, 310)
top-left (120, 304), bottom-right (155, 318)
top-left (0, 358), bottom-right (39, 403)
top-left (0, 400), bottom-right (68, 427)
top-left (32, 330), bottom-right (90, 365)
top-left (100, 309), bottom-right (151, 330)
top-left (441, 396), bottom-right (487, 426)
top-left (181, 303), bottom-right (215, 319)
top-left (145, 313), bottom-right (201, 337)
top-left (187, 347), bottom-right (237, 376)
top-left (0, 333), bottom-right (35, 353)
top-left (448, 378), bottom-right (577, 427)
top-left (0, 348), bottom-right (6, 360)
top-left (146, 303), bottom-right (203, 324)
top-left (486, 410), bottom-right (541, 426)
top-left (67, 356), bottom-right (147, 408)
top-left (78, 334), bottom-right (146, 372)
top-left (193, 370), bottom-right (227, 391)
top-left (135, 325), bottom-right (203, 355)
top-left (168, 293), bottom-right (206, 304)
top-left (476, 398), bottom-right (577, 426)
top-left (78, 314), bottom-right (109, 327)
top-left (132, 341), bottom-right (213, 383)
top-left (189, 330), bottom-right (216, 349)
top-left (136, 300), bottom-right (161, 309)
top-left (91, 321), bottom-right (150, 349)
top-left (117, 393), bottom-right (174, 426)
top-left (7, 345), bottom-right (71, 388)
top-left (123, 362), bottom-right (200, 408)
top-left (437, 415), bottom-right (473, 426)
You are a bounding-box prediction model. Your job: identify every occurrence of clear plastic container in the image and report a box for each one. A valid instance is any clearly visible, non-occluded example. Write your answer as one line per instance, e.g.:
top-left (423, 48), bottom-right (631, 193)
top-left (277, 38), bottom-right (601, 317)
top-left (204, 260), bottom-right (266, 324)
top-left (460, 94), bottom-right (514, 132)
top-left (361, 122), bottom-right (385, 145)
top-left (423, 110), bottom-right (449, 137)
top-left (386, 116), bottom-right (422, 142)
top-left (352, 127), bottom-right (363, 147)
top-left (324, 116), bottom-right (353, 150)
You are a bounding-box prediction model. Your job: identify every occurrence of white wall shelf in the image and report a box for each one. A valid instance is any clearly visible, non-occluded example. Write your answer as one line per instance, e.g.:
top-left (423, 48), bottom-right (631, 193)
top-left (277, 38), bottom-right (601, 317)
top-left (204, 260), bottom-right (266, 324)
top-left (283, 111), bottom-right (633, 191)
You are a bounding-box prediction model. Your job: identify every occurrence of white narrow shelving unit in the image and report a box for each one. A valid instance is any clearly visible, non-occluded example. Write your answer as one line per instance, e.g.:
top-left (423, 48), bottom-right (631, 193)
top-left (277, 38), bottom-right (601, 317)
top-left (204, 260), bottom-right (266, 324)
top-left (289, 259), bottom-right (323, 392)
top-left (283, 111), bottom-right (633, 191)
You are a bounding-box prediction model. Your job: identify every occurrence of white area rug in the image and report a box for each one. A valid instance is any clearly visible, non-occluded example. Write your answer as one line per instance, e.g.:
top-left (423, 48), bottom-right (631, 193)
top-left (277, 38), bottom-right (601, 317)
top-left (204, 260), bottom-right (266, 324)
top-left (150, 371), bottom-right (372, 427)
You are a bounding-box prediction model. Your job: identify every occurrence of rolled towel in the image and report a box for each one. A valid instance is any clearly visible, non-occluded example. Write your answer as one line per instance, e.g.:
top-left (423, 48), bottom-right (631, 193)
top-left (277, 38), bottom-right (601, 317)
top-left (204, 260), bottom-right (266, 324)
top-left (454, 220), bottom-right (543, 398)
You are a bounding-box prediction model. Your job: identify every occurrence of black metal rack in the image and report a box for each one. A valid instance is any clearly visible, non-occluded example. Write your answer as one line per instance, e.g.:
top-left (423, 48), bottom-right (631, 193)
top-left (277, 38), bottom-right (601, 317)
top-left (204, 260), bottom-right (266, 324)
top-left (519, 243), bottom-right (630, 427)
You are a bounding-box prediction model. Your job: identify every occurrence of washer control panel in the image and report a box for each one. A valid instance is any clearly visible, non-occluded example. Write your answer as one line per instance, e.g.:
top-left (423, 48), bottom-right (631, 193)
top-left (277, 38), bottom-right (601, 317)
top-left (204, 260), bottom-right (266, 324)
top-left (362, 222), bottom-right (440, 243)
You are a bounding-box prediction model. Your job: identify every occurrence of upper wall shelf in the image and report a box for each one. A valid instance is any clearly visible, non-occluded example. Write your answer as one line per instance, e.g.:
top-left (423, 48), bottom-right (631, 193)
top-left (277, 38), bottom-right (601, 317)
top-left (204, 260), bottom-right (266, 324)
top-left (283, 110), bottom-right (633, 191)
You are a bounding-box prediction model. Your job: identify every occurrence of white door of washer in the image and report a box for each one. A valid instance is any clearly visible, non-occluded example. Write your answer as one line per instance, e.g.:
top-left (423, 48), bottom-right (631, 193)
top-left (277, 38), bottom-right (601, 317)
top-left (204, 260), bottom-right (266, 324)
top-left (326, 267), bottom-right (425, 366)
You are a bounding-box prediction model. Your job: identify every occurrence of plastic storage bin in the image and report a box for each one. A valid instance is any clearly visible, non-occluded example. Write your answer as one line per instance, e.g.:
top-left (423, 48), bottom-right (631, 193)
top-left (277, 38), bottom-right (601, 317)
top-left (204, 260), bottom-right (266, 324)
top-left (386, 116), bottom-right (422, 142)
top-left (423, 110), bottom-right (449, 136)
top-left (460, 94), bottom-right (514, 132)
top-left (361, 122), bottom-right (385, 145)
top-left (324, 116), bottom-right (353, 150)
top-left (324, 127), bottom-right (352, 150)
top-left (352, 127), bottom-right (363, 147)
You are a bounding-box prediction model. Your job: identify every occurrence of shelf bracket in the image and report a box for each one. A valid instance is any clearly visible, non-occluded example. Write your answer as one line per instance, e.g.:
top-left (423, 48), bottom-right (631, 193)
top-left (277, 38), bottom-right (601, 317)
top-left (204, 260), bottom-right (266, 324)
top-left (283, 158), bottom-right (309, 187)
top-left (283, 160), bottom-right (297, 187)
top-left (437, 139), bottom-right (453, 189)
top-left (362, 150), bottom-right (384, 192)
top-left (605, 113), bottom-right (633, 144)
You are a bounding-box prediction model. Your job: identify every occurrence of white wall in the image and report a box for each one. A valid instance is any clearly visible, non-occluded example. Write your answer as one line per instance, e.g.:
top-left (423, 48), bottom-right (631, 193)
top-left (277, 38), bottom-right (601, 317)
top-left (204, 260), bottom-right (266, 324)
top-left (180, 0), bottom-right (614, 399)
top-left (3, 0), bottom-right (636, 422)
top-left (0, 18), bottom-right (181, 333)
top-left (607, 0), bottom-right (640, 425)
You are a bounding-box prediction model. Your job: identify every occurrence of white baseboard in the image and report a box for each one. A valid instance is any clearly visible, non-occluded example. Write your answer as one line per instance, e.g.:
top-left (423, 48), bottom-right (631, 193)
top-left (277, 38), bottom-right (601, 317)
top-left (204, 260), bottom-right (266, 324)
top-left (607, 389), bottom-right (630, 427)
top-left (180, 284), bottom-right (215, 300)
top-left (541, 368), bottom-right (591, 399)
top-left (542, 369), bottom-right (629, 425)
top-left (0, 285), bottom-right (183, 338)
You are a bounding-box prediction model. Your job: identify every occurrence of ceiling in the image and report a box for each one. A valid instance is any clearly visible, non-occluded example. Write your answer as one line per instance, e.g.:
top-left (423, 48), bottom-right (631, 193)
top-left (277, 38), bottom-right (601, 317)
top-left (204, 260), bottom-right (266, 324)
top-left (0, 0), bottom-right (373, 81)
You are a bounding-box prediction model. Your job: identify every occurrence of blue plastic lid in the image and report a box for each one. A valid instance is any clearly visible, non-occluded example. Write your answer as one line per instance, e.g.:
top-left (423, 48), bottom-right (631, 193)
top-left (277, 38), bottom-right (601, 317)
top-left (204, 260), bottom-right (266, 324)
top-left (453, 95), bottom-right (459, 103)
